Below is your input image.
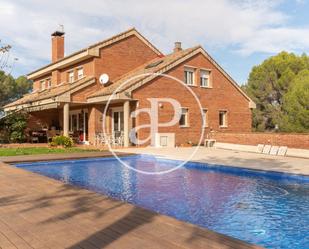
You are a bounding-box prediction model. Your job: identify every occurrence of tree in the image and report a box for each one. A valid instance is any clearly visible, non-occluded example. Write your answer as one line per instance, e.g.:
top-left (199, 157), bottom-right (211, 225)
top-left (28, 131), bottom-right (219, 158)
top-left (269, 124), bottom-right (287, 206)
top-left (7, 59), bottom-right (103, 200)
top-left (0, 70), bottom-right (32, 109)
top-left (280, 70), bottom-right (309, 132)
top-left (243, 51), bottom-right (309, 132)
top-left (0, 111), bottom-right (29, 143)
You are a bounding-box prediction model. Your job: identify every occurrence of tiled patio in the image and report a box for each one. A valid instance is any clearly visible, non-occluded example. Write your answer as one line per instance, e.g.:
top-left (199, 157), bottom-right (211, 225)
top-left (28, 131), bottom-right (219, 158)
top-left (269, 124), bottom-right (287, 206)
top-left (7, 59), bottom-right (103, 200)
top-left (0, 153), bottom-right (262, 249)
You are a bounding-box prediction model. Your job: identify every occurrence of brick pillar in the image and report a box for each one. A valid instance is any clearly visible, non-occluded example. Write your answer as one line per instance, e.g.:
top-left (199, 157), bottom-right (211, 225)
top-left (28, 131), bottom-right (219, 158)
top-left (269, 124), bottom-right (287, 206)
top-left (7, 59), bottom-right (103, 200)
top-left (52, 70), bottom-right (61, 85)
top-left (88, 105), bottom-right (101, 145)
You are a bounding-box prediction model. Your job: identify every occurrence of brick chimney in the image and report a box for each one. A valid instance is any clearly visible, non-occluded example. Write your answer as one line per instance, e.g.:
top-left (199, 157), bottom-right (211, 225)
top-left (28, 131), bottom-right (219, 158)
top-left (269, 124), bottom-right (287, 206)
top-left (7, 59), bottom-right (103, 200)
top-left (173, 42), bottom-right (182, 53)
top-left (51, 31), bottom-right (65, 62)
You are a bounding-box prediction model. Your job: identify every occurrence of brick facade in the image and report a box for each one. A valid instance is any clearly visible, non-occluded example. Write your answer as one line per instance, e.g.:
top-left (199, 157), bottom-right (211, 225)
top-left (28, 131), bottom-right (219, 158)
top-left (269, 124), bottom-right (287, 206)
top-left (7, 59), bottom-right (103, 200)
top-left (12, 29), bottom-right (255, 147)
top-left (132, 52), bottom-right (252, 146)
top-left (94, 35), bottom-right (159, 82)
top-left (212, 132), bottom-right (309, 149)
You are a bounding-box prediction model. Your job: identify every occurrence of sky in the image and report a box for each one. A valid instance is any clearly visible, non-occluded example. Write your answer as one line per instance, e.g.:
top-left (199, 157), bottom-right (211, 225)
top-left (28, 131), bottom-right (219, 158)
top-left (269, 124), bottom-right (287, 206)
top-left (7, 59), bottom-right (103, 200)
top-left (0, 0), bottom-right (309, 84)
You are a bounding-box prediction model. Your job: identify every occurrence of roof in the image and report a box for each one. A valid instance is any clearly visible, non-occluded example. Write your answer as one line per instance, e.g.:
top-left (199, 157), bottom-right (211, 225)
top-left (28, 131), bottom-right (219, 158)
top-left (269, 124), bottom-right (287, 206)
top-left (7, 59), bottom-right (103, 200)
top-left (4, 76), bottom-right (95, 108)
top-left (89, 46), bottom-right (199, 98)
top-left (28, 28), bottom-right (163, 79)
top-left (88, 46), bottom-right (256, 108)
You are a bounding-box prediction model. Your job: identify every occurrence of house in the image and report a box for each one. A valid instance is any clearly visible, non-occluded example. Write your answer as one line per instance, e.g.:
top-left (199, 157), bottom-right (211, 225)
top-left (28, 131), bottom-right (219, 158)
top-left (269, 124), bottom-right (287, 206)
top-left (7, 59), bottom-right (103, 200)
top-left (4, 28), bottom-right (255, 147)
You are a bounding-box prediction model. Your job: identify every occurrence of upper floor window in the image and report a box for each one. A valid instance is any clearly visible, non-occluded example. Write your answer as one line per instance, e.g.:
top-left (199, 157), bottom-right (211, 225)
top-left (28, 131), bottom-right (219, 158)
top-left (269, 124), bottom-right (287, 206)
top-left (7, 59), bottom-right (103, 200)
top-left (200, 70), bottom-right (210, 87)
top-left (202, 109), bottom-right (208, 127)
top-left (68, 71), bottom-right (74, 83)
top-left (219, 111), bottom-right (228, 127)
top-left (40, 80), bottom-right (45, 90)
top-left (179, 108), bottom-right (189, 127)
top-left (46, 78), bottom-right (51, 89)
top-left (184, 67), bottom-right (195, 86)
top-left (77, 68), bottom-right (84, 79)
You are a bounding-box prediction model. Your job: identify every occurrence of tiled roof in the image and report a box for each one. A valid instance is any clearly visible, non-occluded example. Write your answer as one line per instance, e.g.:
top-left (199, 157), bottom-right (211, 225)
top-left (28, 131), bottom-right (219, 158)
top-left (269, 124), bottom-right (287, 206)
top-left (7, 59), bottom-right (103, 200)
top-left (5, 76), bottom-right (95, 108)
top-left (89, 46), bottom-right (200, 98)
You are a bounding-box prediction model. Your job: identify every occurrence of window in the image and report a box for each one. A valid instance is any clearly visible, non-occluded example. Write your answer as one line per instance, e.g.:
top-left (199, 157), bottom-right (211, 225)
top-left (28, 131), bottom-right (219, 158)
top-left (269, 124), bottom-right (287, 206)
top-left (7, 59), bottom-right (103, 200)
top-left (77, 68), bottom-right (84, 79)
top-left (200, 70), bottom-right (210, 87)
top-left (184, 67), bottom-right (195, 85)
top-left (179, 108), bottom-right (189, 127)
top-left (68, 71), bottom-right (74, 83)
top-left (202, 109), bottom-right (208, 127)
top-left (46, 78), bottom-right (51, 89)
top-left (219, 111), bottom-right (227, 127)
top-left (40, 80), bottom-right (45, 90)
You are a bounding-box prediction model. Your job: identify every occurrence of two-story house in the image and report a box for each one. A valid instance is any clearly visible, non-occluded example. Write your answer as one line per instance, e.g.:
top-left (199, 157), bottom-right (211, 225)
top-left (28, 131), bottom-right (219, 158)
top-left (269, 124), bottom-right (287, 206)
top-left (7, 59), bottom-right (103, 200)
top-left (4, 28), bottom-right (255, 147)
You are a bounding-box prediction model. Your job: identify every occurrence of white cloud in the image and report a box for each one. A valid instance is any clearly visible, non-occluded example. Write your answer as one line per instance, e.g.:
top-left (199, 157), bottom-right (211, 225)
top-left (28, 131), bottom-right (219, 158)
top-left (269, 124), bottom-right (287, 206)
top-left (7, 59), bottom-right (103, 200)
top-left (0, 0), bottom-right (308, 75)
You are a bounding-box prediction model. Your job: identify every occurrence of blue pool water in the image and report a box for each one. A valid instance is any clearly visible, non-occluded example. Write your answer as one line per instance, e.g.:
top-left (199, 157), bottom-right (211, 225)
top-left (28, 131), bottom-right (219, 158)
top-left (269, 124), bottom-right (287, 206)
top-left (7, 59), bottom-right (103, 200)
top-left (16, 155), bottom-right (309, 249)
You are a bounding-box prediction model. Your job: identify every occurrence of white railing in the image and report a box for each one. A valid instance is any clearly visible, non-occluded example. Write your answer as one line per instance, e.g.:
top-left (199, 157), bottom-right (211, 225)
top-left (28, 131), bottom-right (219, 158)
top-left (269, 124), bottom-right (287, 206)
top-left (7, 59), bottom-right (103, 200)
top-left (95, 132), bottom-right (124, 147)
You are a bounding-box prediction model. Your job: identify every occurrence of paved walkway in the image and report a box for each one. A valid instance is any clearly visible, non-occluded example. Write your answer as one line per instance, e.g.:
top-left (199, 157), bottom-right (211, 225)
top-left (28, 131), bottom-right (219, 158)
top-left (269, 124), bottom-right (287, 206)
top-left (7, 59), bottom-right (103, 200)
top-left (0, 161), bottom-right (262, 249)
top-left (116, 147), bottom-right (309, 175)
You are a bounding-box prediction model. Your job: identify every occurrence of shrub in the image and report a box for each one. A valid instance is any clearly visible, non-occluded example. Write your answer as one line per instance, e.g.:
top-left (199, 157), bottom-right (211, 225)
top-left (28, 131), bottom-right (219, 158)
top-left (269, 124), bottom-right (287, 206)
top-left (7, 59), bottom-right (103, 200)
top-left (0, 111), bottom-right (28, 143)
top-left (50, 135), bottom-right (73, 148)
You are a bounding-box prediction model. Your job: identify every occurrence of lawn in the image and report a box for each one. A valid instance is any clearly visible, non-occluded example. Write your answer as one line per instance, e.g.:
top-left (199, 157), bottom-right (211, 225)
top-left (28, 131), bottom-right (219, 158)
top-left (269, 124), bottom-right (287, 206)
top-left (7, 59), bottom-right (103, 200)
top-left (0, 147), bottom-right (100, 156)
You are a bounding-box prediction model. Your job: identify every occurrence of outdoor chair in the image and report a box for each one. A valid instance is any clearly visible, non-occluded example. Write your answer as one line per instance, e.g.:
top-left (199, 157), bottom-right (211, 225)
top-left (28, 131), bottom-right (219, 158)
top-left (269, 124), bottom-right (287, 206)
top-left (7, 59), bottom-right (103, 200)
top-left (46, 130), bottom-right (57, 143)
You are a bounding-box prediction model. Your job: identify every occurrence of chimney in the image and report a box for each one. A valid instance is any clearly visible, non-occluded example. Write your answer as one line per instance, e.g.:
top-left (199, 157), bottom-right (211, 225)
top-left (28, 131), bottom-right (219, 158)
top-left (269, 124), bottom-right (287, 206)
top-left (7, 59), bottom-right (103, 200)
top-left (51, 30), bottom-right (65, 62)
top-left (173, 42), bottom-right (182, 53)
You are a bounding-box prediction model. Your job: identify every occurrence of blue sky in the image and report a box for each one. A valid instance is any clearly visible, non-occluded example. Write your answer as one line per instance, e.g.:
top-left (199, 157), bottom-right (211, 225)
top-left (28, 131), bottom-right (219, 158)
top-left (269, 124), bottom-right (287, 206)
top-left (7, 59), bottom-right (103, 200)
top-left (0, 0), bottom-right (309, 84)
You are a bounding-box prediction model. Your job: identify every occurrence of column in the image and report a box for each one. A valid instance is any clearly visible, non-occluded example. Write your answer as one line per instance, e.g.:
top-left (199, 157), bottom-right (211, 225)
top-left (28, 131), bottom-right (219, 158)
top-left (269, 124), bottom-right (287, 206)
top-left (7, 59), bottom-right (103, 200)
top-left (63, 103), bottom-right (69, 137)
top-left (123, 100), bottom-right (130, 147)
top-left (88, 105), bottom-right (102, 145)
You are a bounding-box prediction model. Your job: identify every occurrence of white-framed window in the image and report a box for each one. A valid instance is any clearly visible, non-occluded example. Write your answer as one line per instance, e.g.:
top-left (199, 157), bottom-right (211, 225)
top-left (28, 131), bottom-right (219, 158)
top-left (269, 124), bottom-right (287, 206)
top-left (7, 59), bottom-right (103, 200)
top-left (46, 78), bottom-right (51, 89)
top-left (219, 111), bottom-right (228, 127)
top-left (40, 80), bottom-right (45, 90)
top-left (68, 70), bottom-right (74, 83)
top-left (202, 109), bottom-right (208, 127)
top-left (184, 67), bottom-right (195, 85)
top-left (77, 68), bottom-right (84, 79)
top-left (200, 69), bottom-right (210, 87)
top-left (179, 108), bottom-right (189, 127)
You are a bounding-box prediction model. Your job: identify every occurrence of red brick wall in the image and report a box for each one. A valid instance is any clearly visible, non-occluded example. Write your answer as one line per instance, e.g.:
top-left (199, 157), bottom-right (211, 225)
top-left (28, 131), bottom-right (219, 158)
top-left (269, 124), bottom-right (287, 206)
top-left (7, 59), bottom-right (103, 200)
top-left (132, 52), bottom-right (252, 146)
top-left (59, 58), bottom-right (94, 84)
top-left (71, 34), bottom-right (160, 102)
top-left (33, 34), bottom-right (158, 93)
top-left (94, 34), bottom-right (159, 82)
top-left (213, 132), bottom-right (309, 149)
top-left (32, 74), bottom-right (52, 91)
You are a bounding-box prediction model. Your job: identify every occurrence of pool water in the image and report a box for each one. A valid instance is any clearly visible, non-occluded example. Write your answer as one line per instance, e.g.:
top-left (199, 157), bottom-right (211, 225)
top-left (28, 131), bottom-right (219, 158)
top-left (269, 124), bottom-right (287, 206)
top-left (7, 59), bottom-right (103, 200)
top-left (16, 155), bottom-right (309, 249)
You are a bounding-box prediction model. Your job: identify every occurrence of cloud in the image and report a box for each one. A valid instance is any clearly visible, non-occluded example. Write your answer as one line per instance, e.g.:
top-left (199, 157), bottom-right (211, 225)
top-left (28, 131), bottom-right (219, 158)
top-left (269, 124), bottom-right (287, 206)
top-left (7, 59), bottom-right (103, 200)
top-left (0, 0), bottom-right (308, 75)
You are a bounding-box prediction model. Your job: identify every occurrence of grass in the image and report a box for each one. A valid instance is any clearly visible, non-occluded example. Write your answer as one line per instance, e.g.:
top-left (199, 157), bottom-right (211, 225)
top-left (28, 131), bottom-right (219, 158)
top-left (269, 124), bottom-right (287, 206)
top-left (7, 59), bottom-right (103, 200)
top-left (0, 147), bottom-right (100, 156)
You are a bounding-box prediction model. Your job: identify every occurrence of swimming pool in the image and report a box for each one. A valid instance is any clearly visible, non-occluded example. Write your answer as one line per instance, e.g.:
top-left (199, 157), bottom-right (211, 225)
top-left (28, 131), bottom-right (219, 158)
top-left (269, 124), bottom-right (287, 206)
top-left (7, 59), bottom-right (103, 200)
top-left (16, 155), bottom-right (309, 249)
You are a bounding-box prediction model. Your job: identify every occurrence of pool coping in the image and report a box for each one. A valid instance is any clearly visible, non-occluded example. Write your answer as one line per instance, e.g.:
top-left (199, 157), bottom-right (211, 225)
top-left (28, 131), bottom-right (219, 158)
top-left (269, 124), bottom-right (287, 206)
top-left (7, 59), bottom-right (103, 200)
top-left (0, 151), bottom-right (134, 164)
top-left (0, 159), bottom-right (263, 249)
top-left (13, 153), bottom-right (309, 182)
